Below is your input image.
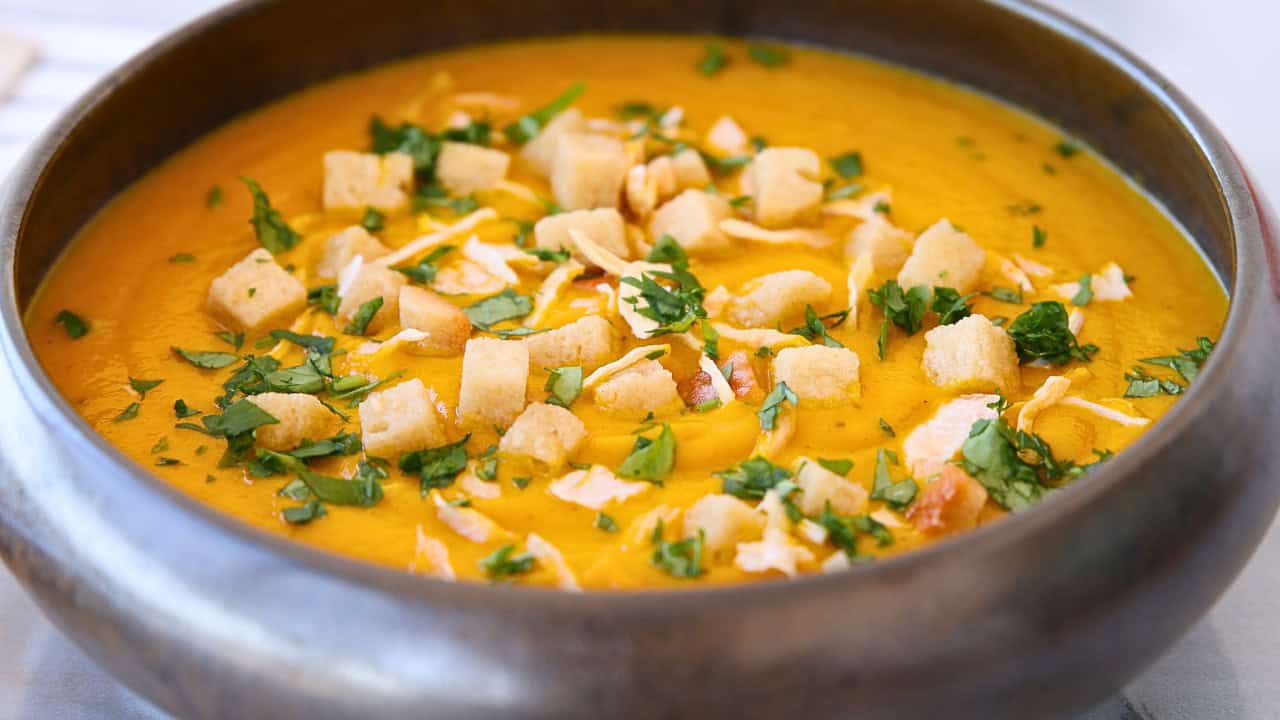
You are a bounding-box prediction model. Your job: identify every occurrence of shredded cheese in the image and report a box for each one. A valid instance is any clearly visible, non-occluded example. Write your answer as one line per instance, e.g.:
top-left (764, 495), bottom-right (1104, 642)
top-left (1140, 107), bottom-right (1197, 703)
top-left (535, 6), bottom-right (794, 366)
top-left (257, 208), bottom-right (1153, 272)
top-left (526, 532), bottom-right (581, 592)
top-left (1017, 375), bottom-right (1072, 433)
top-left (846, 252), bottom-right (874, 328)
top-left (699, 353), bottom-right (736, 406)
top-left (524, 260), bottom-right (585, 327)
top-left (409, 525), bottom-right (455, 580)
top-left (719, 218), bottom-right (831, 248)
top-left (376, 207), bottom-right (498, 267)
top-left (1060, 396), bottom-right (1151, 426)
top-left (548, 465), bottom-right (650, 510)
top-left (584, 344), bottom-right (672, 389)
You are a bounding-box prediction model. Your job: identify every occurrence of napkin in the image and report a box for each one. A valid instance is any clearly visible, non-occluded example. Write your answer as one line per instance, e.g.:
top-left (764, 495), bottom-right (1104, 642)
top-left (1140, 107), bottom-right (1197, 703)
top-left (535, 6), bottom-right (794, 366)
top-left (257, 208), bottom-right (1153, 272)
top-left (0, 32), bottom-right (37, 102)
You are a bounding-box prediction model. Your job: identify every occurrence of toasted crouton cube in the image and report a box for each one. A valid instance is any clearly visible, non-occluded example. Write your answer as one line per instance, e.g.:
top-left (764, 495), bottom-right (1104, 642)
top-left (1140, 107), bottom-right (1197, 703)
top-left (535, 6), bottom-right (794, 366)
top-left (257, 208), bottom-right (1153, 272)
top-left (550, 133), bottom-right (629, 211)
top-left (592, 359), bottom-right (681, 418)
top-left (648, 190), bottom-right (733, 257)
top-left (457, 337), bottom-right (529, 428)
top-left (534, 208), bottom-right (629, 263)
top-left (847, 215), bottom-right (913, 272)
top-left (898, 219), bottom-right (986, 293)
top-left (524, 315), bottom-right (619, 372)
top-left (498, 402), bottom-right (587, 469)
top-left (436, 142), bottom-right (510, 195)
top-left (317, 226), bottom-right (390, 279)
top-left (706, 115), bottom-right (748, 155)
top-left (671, 148), bottom-right (712, 189)
top-left (337, 262), bottom-right (407, 335)
top-left (398, 286), bottom-right (471, 356)
top-left (246, 392), bottom-right (334, 451)
top-left (922, 314), bottom-right (1020, 394)
top-left (796, 458), bottom-right (869, 516)
top-left (520, 107), bottom-right (586, 177)
top-left (323, 151), bottom-right (413, 210)
top-left (207, 249), bottom-right (306, 333)
top-left (746, 148), bottom-right (823, 228)
top-left (727, 269), bottom-right (832, 328)
top-left (359, 378), bottom-right (447, 459)
top-left (772, 346), bottom-right (861, 403)
top-left (683, 494), bottom-right (766, 554)
top-left (907, 465), bottom-right (989, 536)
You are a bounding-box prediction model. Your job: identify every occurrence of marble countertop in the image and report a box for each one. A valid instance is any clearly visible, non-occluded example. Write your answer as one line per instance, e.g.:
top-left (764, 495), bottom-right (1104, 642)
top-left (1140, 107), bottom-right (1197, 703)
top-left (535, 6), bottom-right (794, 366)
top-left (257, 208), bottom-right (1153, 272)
top-left (0, 1), bottom-right (1275, 717)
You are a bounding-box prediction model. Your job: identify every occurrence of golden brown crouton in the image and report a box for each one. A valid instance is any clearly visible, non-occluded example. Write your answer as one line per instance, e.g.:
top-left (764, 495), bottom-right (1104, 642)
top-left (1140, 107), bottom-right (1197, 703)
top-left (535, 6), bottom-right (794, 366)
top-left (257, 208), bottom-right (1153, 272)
top-left (336, 262), bottom-right (407, 335)
top-left (846, 214), bottom-right (913, 272)
top-left (671, 148), bottom-right (712, 190)
top-left (246, 392), bottom-right (334, 451)
top-left (922, 315), bottom-right (1020, 394)
top-left (592, 358), bottom-right (681, 418)
top-left (683, 494), bottom-right (766, 554)
top-left (648, 190), bottom-right (733, 257)
top-left (359, 378), bottom-right (448, 459)
top-left (907, 465), bottom-right (989, 536)
top-left (457, 337), bottom-right (530, 428)
top-left (317, 227), bottom-right (390, 279)
top-left (520, 107), bottom-right (586, 177)
top-left (897, 219), bottom-right (986, 293)
top-left (436, 141), bottom-right (510, 195)
top-left (726, 270), bottom-right (833, 328)
top-left (550, 133), bottom-right (629, 210)
top-left (398, 286), bottom-right (471, 356)
top-left (746, 148), bottom-right (824, 228)
top-left (795, 458), bottom-right (869, 516)
top-left (207, 249), bottom-right (306, 333)
top-left (498, 402), bottom-right (588, 470)
top-left (772, 345), bottom-right (861, 404)
top-left (534, 208), bottom-right (630, 264)
top-left (524, 315), bottom-right (619, 372)
top-left (322, 150), bottom-right (413, 210)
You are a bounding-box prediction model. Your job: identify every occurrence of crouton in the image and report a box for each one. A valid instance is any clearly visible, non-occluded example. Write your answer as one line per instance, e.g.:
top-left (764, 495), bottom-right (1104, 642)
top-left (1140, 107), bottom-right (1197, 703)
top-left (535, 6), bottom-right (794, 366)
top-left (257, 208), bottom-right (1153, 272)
top-left (549, 465), bottom-right (649, 510)
top-left (648, 190), bottom-right (733, 257)
top-left (592, 358), bottom-right (681, 417)
top-left (436, 141), bottom-right (510, 195)
top-left (922, 315), bottom-right (1020, 394)
top-left (772, 345), bottom-right (861, 403)
top-left (796, 458), bottom-right (869, 516)
top-left (336, 262), bottom-right (407, 335)
top-left (897, 220), bottom-right (986, 293)
top-left (550, 133), bottom-right (629, 211)
top-left (245, 392), bottom-right (334, 451)
top-left (671, 148), bottom-right (712, 189)
top-left (907, 465), bottom-right (989, 536)
top-left (646, 155), bottom-right (678, 199)
top-left (847, 214), bottom-right (913, 272)
top-left (746, 148), bottom-right (824, 228)
top-left (207, 248), bottom-right (306, 333)
top-left (398, 286), bottom-right (471, 356)
top-left (1053, 262), bottom-right (1132, 302)
top-left (683, 494), bottom-right (766, 554)
top-left (727, 270), bottom-right (832, 328)
top-left (457, 337), bottom-right (530, 428)
top-left (625, 164), bottom-right (659, 218)
top-left (534, 208), bottom-right (629, 263)
top-left (524, 315), bottom-right (618, 372)
top-left (317, 226), bottom-right (390, 279)
top-left (903, 394), bottom-right (1000, 479)
top-left (323, 150), bottom-right (414, 210)
top-left (706, 115), bottom-right (748, 155)
top-left (520, 107), bottom-right (586, 177)
top-left (359, 378), bottom-right (447, 459)
top-left (735, 528), bottom-right (815, 578)
top-left (498, 402), bottom-right (587, 470)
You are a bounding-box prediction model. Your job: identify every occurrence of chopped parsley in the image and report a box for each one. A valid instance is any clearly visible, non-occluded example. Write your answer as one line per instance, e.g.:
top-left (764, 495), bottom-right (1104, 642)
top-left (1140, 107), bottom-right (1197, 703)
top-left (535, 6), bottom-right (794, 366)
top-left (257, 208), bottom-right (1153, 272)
top-left (595, 512), bottom-right (620, 533)
top-left (701, 320), bottom-right (721, 361)
top-left (878, 418), bottom-right (896, 438)
top-left (697, 43), bottom-right (727, 76)
top-left (307, 285), bottom-right (340, 315)
top-left (618, 423), bottom-right (677, 485)
top-left (480, 544), bottom-right (536, 581)
top-left (620, 259), bottom-right (706, 336)
top-left (1006, 301), bottom-right (1098, 365)
top-left (503, 82), bottom-right (586, 144)
top-left (544, 366), bottom-right (584, 408)
top-left (129, 377), bottom-right (164, 399)
top-left (1142, 337), bottom-right (1215, 383)
top-left (173, 399), bottom-right (200, 418)
top-left (214, 330), bottom-right (244, 350)
top-left (524, 247), bottom-right (571, 263)
top-left (1124, 366), bottom-right (1182, 398)
top-left (1032, 224), bottom-right (1048, 248)
top-left (282, 499), bottom-right (326, 525)
top-left (829, 151), bottom-right (864, 179)
top-left (361, 207), bottom-right (385, 232)
top-left (931, 286), bottom-right (975, 325)
top-left (113, 403), bottom-right (140, 422)
top-left (818, 503), bottom-right (861, 559)
top-left (757, 381), bottom-right (797, 431)
top-left (787, 305), bottom-right (848, 348)
top-left (867, 280), bottom-right (929, 358)
top-left (343, 296), bottom-right (383, 336)
top-left (464, 288), bottom-right (534, 330)
top-left (1055, 140), bottom-right (1079, 158)
top-left (1070, 274), bottom-right (1094, 306)
top-left (169, 253), bottom-right (196, 264)
top-left (985, 286), bottom-right (1024, 304)
top-left (298, 465), bottom-right (384, 507)
top-left (54, 310), bottom-right (89, 339)
top-left (400, 436), bottom-right (470, 494)
top-left (205, 185), bottom-right (223, 209)
top-left (716, 456), bottom-right (792, 500)
top-left (240, 177), bottom-right (300, 253)
top-left (869, 448), bottom-right (917, 508)
top-left (651, 521), bottom-right (704, 578)
top-left (747, 43), bottom-right (789, 68)
top-left (394, 245), bottom-right (454, 284)
top-left (171, 347), bottom-right (240, 369)
top-left (817, 458), bottom-right (854, 476)
top-left (370, 117), bottom-right (441, 178)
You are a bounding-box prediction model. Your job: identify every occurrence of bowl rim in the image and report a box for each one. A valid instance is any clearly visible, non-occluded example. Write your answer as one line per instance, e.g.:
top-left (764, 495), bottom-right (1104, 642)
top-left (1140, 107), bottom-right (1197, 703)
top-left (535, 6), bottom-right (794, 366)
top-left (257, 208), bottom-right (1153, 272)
top-left (0, 0), bottom-right (1261, 610)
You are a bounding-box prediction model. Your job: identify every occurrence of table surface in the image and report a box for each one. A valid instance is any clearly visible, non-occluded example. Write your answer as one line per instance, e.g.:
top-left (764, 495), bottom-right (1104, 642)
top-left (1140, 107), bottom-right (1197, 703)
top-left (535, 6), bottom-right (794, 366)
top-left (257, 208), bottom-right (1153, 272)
top-left (0, 1), bottom-right (1276, 717)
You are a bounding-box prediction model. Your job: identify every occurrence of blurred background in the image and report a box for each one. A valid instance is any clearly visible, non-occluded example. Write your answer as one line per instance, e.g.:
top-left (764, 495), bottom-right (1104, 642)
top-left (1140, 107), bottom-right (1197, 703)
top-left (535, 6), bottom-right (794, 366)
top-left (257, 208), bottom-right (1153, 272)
top-left (0, 1), bottom-right (1275, 718)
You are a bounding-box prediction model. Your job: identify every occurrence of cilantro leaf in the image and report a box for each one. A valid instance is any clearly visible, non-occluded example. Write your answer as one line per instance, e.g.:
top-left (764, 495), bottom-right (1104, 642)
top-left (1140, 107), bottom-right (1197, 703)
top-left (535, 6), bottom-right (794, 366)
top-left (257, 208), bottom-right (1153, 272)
top-left (1071, 273), bottom-right (1094, 306)
top-left (618, 424), bottom-right (676, 485)
top-left (240, 177), bottom-right (300, 253)
top-left (1007, 301), bottom-right (1097, 365)
top-left (370, 117), bottom-right (441, 178)
top-left (503, 82), bottom-right (586, 144)
top-left (361, 207), bottom-right (385, 232)
top-left (400, 436), bottom-right (470, 495)
top-left (817, 458), bottom-right (854, 476)
top-left (129, 377), bottom-right (164, 399)
top-left (715, 456), bottom-right (793, 500)
top-left (283, 499), bottom-right (326, 525)
top-left (544, 366), bottom-right (583, 408)
top-left (758, 381), bottom-right (798, 431)
top-left (651, 521), bottom-right (704, 578)
top-left (307, 285), bottom-right (340, 315)
top-left (869, 448), bottom-right (917, 508)
top-left (697, 43), bottom-right (727, 76)
top-left (464, 288), bottom-right (534, 330)
top-left (931, 286), bottom-right (975, 325)
top-left (868, 280), bottom-right (929, 335)
top-left (394, 245), bottom-right (455, 284)
top-left (343, 296), bottom-right (383, 336)
top-left (54, 310), bottom-right (89, 339)
top-left (172, 347), bottom-right (240, 369)
top-left (787, 305), bottom-right (848, 347)
top-left (829, 152), bottom-right (863, 179)
top-left (481, 544), bottom-right (536, 581)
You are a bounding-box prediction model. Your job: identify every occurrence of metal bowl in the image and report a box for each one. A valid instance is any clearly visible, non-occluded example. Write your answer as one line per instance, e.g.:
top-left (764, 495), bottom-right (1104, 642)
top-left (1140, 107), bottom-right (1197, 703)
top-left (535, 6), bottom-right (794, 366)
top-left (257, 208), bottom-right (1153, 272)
top-left (0, 1), bottom-right (1276, 718)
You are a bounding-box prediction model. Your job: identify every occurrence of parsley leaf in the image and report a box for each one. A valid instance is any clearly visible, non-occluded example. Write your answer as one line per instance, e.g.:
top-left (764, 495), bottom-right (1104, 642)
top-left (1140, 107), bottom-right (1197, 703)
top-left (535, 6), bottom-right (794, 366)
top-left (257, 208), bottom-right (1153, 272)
top-left (201, 398), bottom-right (278, 438)
top-left (651, 521), bottom-right (704, 578)
top-left (698, 43), bottom-right (727, 76)
top-left (817, 458), bottom-right (854, 476)
top-left (361, 207), bottom-right (385, 232)
top-left (985, 286), bottom-right (1024, 304)
top-left (172, 347), bottom-right (240, 369)
top-left (205, 185), bottom-right (223, 209)
top-left (282, 499), bottom-right (326, 525)
top-left (1007, 301), bottom-right (1097, 365)
top-left (307, 285), bottom-right (340, 315)
top-left (787, 305), bottom-right (848, 347)
top-left (747, 43), bottom-right (789, 68)
top-left (464, 289), bottom-right (534, 330)
top-left (394, 245), bottom-right (454, 284)
top-left (370, 117), bottom-right (441, 178)
top-left (169, 252), bottom-right (196, 263)
top-left (240, 177), bottom-right (300, 253)
top-left (343, 296), bottom-right (383, 336)
top-left (757, 381), bottom-right (798, 431)
top-left (620, 266), bottom-right (706, 336)
top-left (869, 448), bottom-right (917, 508)
top-left (1032, 225), bottom-right (1048, 248)
top-left (299, 467), bottom-right (383, 507)
top-left (959, 418), bottom-right (1050, 511)
top-left (878, 418), bottom-right (896, 437)
top-left (1141, 337), bottom-right (1215, 383)
top-left (129, 377), bottom-right (164, 399)
top-left (595, 512), bottom-right (620, 533)
top-left (503, 82), bottom-right (586, 144)
top-left (715, 456), bottom-right (793, 500)
top-left (931, 286), bottom-right (975, 325)
top-left (868, 280), bottom-right (929, 335)
top-left (113, 403), bottom-right (140, 422)
top-left (524, 247), bottom-right (571, 263)
top-left (819, 502), bottom-right (861, 558)
top-left (400, 436), bottom-right (470, 495)
top-left (481, 544), bottom-right (536, 581)
top-left (54, 310), bottom-right (89, 339)
top-left (1123, 366), bottom-right (1181, 398)
top-left (544, 366), bottom-right (584, 408)
top-left (618, 423), bottom-right (676, 485)
top-left (829, 152), bottom-right (863, 179)
top-left (1070, 273), bottom-right (1094, 306)
top-left (173, 399), bottom-right (200, 418)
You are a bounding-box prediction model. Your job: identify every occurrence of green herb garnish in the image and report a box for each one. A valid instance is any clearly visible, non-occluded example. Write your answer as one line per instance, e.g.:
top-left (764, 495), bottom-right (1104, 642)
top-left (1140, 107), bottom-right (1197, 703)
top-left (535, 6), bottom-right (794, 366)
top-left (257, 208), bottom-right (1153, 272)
top-left (1006, 301), bottom-right (1098, 365)
top-left (698, 43), bottom-right (727, 76)
top-left (129, 377), bottom-right (164, 399)
top-left (343, 296), bottom-right (383, 336)
top-left (400, 436), bottom-right (470, 494)
top-left (716, 456), bottom-right (792, 500)
top-left (172, 347), bottom-right (240, 369)
top-left (240, 177), bottom-right (300, 253)
top-left (544, 366), bottom-right (583, 408)
top-left (1070, 274), bottom-right (1094, 306)
top-left (480, 544), bottom-right (536, 581)
top-left (829, 152), bottom-right (863, 179)
top-left (54, 310), bottom-right (89, 339)
top-left (503, 82), bottom-right (586, 144)
top-left (618, 423), bottom-right (676, 485)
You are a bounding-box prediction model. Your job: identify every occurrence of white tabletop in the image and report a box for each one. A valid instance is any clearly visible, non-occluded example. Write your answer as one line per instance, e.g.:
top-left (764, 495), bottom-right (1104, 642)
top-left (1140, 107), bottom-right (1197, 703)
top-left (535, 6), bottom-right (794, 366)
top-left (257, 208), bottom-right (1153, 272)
top-left (0, 1), bottom-right (1276, 717)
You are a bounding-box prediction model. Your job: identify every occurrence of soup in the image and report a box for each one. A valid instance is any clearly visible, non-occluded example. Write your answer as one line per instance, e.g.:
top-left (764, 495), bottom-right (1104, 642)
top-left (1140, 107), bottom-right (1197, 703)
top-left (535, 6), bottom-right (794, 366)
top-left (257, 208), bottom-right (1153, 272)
top-left (25, 36), bottom-right (1225, 590)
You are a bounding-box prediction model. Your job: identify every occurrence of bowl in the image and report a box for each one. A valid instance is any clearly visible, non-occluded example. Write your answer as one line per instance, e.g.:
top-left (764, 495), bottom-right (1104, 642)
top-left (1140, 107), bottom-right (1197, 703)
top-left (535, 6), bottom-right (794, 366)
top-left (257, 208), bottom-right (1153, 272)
top-left (0, 1), bottom-right (1277, 718)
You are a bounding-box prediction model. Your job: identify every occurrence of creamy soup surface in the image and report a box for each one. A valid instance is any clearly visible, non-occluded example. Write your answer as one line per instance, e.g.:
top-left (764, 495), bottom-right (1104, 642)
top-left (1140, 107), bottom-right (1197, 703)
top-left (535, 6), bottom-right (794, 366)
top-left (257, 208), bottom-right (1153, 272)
top-left (25, 36), bottom-right (1225, 590)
